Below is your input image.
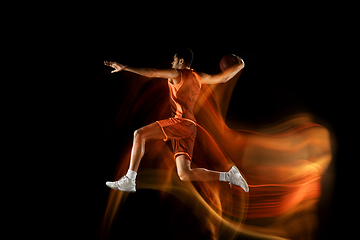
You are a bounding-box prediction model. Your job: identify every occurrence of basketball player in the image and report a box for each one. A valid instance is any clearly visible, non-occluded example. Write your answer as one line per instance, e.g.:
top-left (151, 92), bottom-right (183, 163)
top-left (104, 48), bottom-right (249, 193)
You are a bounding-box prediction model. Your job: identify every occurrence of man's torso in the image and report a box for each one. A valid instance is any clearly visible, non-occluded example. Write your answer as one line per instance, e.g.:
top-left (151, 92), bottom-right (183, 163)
top-left (168, 69), bottom-right (202, 121)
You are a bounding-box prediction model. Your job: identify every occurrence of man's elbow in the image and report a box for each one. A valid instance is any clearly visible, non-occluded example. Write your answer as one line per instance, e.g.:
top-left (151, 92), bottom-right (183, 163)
top-left (222, 77), bottom-right (230, 83)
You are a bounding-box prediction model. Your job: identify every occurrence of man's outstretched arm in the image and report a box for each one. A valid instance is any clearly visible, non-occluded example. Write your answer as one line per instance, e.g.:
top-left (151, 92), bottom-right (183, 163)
top-left (104, 61), bottom-right (180, 79)
top-left (199, 57), bottom-right (245, 84)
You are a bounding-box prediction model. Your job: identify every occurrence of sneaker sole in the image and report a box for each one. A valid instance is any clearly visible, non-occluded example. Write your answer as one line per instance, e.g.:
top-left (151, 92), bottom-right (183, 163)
top-left (105, 182), bottom-right (136, 192)
top-left (118, 187), bottom-right (136, 192)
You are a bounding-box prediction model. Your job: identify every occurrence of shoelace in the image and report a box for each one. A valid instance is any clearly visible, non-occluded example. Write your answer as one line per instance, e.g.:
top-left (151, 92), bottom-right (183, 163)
top-left (228, 173), bottom-right (241, 188)
top-left (115, 176), bottom-right (129, 187)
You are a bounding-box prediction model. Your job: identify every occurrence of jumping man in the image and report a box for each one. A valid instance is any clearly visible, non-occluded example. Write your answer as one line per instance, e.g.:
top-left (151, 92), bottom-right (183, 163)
top-left (104, 48), bottom-right (249, 193)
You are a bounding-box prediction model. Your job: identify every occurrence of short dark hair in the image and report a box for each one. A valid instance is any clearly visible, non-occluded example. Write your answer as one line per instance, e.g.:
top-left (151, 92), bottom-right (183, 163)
top-left (176, 47), bottom-right (194, 66)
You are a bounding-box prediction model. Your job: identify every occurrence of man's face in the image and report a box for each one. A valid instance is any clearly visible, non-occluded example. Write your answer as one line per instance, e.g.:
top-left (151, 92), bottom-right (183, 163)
top-left (171, 54), bottom-right (182, 69)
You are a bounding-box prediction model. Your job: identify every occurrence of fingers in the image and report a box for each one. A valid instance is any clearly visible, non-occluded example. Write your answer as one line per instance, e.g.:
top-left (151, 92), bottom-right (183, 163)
top-left (104, 61), bottom-right (125, 73)
top-left (236, 57), bottom-right (244, 67)
top-left (105, 61), bottom-right (118, 73)
top-left (234, 55), bottom-right (244, 67)
top-left (111, 69), bottom-right (122, 73)
top-left (104, 61), bottom-right (116, 66)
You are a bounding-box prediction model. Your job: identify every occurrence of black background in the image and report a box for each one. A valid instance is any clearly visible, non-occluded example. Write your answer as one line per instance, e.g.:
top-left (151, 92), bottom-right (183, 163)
top-left (43, 2), bottom-right (353, 239)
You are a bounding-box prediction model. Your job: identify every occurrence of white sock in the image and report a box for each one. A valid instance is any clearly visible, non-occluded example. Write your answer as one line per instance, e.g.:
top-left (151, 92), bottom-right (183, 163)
top-left (219, 171), bottom-right (230, 182)
top-left (126, 170), bottom-right (137, 180)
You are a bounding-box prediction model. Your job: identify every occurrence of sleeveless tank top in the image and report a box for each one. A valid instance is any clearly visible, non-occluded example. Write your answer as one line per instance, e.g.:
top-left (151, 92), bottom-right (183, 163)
top-left (168, 69), bottom-right (202, 121)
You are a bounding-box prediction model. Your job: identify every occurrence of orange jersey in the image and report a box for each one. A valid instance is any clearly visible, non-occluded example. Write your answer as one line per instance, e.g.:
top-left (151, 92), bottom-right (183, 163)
top-left (168, 69), bottom-right (202, 121)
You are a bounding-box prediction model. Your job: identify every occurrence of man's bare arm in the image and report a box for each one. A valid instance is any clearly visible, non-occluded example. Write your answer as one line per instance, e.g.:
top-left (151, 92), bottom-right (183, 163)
top-left (199, 57), bottom-right (245, 84)
top-left (125, 66), bottom-right (180, 79)
top-left (104, 61), bottom-right (180, 79)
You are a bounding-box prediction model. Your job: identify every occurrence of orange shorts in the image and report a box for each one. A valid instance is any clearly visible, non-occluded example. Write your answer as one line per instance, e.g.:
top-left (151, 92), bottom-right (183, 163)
top-left (156, 118), bottom-right (197, 161)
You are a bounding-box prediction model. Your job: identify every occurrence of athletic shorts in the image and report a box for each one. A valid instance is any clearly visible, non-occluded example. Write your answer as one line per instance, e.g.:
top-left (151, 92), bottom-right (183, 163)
top-left (156, 118), bottom-right (197, 161)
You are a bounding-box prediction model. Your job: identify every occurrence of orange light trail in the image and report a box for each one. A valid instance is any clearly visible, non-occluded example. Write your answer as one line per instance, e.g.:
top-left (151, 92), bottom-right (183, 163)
top-left (100, 71), bottom-right (334, 239)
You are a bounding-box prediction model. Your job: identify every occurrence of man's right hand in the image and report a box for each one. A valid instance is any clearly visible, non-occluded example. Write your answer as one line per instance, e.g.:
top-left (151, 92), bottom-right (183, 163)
top-left (104, 61), bottom-right (127, 73)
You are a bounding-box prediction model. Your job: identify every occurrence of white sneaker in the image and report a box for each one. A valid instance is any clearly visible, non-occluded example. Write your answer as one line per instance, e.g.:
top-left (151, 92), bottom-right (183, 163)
top-left (106, 176), bottom-right (136, 192)
top-left (228, 166), bottom-right (249, 192)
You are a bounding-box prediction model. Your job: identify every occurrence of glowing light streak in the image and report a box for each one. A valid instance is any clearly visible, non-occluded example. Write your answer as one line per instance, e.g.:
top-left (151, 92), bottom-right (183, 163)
top-left (99, 71), bottom-right (334, 239)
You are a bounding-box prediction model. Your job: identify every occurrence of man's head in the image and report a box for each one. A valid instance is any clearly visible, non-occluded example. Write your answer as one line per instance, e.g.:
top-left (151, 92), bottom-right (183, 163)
top-left (172, 47), bottom-right (194, 69)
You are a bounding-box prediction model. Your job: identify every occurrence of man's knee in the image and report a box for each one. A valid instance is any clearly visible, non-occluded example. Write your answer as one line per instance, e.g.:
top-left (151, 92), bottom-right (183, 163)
top-left (178, 170), bottom-right (191, 181)
top-left (134, 128), bottom-right (145, 141)
top-left (176, 155), bottom-right (193, 181)
top-left (177, 165), bottom-right (192, 181)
